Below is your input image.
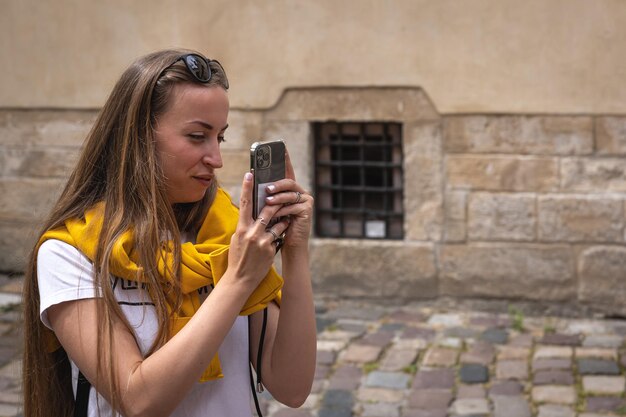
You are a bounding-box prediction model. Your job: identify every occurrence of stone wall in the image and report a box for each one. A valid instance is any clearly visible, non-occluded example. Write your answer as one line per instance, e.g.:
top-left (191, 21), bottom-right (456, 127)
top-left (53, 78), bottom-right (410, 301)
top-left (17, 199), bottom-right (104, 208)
top-left (1, 89), bottom-right (626, 315)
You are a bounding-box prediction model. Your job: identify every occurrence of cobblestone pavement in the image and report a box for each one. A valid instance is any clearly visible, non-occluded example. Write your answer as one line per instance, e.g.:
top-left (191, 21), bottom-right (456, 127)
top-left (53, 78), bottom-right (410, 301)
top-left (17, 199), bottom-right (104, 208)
top-left (3, 275), bottom-right (626, 417)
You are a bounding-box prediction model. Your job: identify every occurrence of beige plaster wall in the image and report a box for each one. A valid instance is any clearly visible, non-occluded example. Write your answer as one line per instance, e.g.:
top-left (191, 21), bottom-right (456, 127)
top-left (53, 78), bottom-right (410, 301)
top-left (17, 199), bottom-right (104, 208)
top-left (2, 0), bottom-right (626, 113)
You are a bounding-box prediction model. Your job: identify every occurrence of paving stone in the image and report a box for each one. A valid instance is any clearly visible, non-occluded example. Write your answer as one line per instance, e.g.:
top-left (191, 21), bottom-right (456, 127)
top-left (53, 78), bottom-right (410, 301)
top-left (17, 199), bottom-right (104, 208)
top-left (0, 404), bottom-right (21, 417)
top-left (387, 310), bottom-right (427, 324)
top-left (566, 320), bottom-right (611, 335)
top-left (361, 403), bottom-right (400, 417)
top-left (492, 395), bottom-right (531, 417)
top-left (428, 313), bottom-right (464, 328)
top-left (534, 346), bottom-right (573, 360)
top-left (359, 331), bottom-right (395, 348)
top-left (401, 326), bottom-right (436, 341)
top-left (326, 306), bottom-right (386, 321)
top-left (577, 358), bottom-right (620, 375)
top-left (497, 346), bottom-right (530, 360)
top-left (575, 347), bottom-right (617, 360)
top-left (583, 335), bottom-right (624, 349)
top-left (448, 397), bottom-right (490, 415)
top-left (379, 348), bottom-right (418, 372)
top-left (582, 376), bottom-right (626, 395)
top-left (317, 317), bottom-right (336, 332)
top-left (356, 387), bottom-right (404, 403)
top-left (316, 364), bottom-right (331, 380)
top-left (444, 327), bottom-right (480, 339)
top-left (379, 322), bottom-right (405, 332)
top-left (531, 386), bottom-right (577, 405)
top-left (342, 344), bottom-right (383, 363)
top-left (509, 333), bottom-right (534, 347)
top-left (481, 328), bottom-right (508, 344)
top-left (540, 333), bottom-right (582, 346)
top-left (365, 371), bottom-right (411, 389)
top-left (412, 369), bottom-right (455, 389)
top-left (328, 365), bottom-right (362, 390)
top-left (457, 384), bottom-right (486, 399)
top-left (459, 364), bottom-right (489, 384)
top-left (579, 414), bottom-right (620, 417)
top-left (532, 358), bottom-right (572, 371)
top-left (402, 410), bottom-right (447, 417)
top-left (536, 404), bottom-right (575, 417)
top-left (317, 340), bottom-right (348, 352)
top-left (319, 329), bottom-right (361, 342)
top-left (495, 360), bottom-right (528, 380)
top-left (460, 341), bottom-right (495, 365)
top-left (318, 407), bottom-right (352, 417)
top-left (336, 319), bottom-right (368, 334)
top-left (317, 350), bottom-right (337, 365)
top-left (407, 389), bottom-right (453, 410)
top-left (321, 389), bottom-right (354, 409)
top-left (585, 396), bottom-right (626, 412)
top-left (438, 337), bottom-right (463, 349)
top-left (274, 409), bottom-right (313, 417)
top-left (422, 347), bottom-right (458, 367)
top-left (533, 370), bottom-right (574, 385)
top-left (489, 380), bottom-right (524, 397)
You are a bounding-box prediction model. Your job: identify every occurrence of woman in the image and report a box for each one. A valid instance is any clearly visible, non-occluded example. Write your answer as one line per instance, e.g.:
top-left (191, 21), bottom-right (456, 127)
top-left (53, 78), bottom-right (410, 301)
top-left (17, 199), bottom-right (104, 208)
top-left (22, 49), bottom-right (316, 417)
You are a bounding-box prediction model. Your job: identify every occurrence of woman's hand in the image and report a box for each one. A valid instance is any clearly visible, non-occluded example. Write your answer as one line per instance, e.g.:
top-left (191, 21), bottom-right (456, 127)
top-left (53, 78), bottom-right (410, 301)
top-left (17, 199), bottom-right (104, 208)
top-left (227, 172), bottom-right (290, 286)
top-left (263, 150), bottom-right (314, 248)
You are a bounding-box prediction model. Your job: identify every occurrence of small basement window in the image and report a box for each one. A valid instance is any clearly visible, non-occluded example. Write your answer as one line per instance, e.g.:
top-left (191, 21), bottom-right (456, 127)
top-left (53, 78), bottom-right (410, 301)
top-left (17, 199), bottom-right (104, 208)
top-left (313, 121), bottom-right (404, 239)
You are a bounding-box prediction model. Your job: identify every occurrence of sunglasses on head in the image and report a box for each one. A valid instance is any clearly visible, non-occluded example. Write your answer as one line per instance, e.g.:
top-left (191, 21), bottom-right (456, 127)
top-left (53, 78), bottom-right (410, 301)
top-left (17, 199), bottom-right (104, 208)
top-left (168, 53), bottom-right (229, 89)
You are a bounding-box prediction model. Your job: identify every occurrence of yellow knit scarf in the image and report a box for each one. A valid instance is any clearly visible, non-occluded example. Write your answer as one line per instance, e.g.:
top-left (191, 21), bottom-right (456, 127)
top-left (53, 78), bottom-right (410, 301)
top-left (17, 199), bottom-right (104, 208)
top-left (39, 188), bottom-right (283, 381)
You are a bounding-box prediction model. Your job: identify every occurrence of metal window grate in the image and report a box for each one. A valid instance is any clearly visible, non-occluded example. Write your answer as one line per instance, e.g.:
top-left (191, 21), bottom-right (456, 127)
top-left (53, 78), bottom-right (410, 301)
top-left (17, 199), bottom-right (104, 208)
top-left (314, 121), bottom-right (404, 239)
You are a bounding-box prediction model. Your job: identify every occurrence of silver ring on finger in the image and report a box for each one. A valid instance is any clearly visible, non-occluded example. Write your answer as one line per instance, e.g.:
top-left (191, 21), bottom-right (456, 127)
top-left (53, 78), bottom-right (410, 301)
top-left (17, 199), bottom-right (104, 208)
top-left (268, 229), bottom-right (279, 240)
top-left (294, 191), bottom-right (302, 204)
top-left (258, 217), bottom-right (269, 226)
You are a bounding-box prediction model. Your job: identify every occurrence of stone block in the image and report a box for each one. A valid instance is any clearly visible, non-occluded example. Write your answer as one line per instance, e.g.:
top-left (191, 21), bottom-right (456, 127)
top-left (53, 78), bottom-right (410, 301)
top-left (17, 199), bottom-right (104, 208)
top-left (443, 191), bottom-right (467, 242)
top-left (357, 387), bottom-right (404, 403)
top-left (579, 246), bottom-right (626, 315)
top-left (412, 369), bottom-right (455, 390)
top-left (0, 220), bottom-right (40, 272)
top-left (449, 398), bottom-right (490, 415)
top-left (496, 360), bottom-right (528, 380)
top-left (365, 371), bottom-right (411, 389)
top-left (422, 347), bottom-right (458, 367)
top-left (443, 116), bottom-right (593, 155)
top-left (446, 155), bottom-right (559, 192)
top-left (0, 178), bottom-right (65, 222)
top-left (459, 364), bottom-right (489, 384)
top-left (341, 344), bottom-right (382, 364)
top-left (404, 122), bottom-right (443, 241)
top-left (582, 376), bottom-right (625, 395)
top-left (379, 348), bottom-right (418, 372)
top-left (531, 386), bottom-right (577, 405)
top-left (533, 370), bottom-right (574, 385)
top-left (265, 88), bottom-right (440, 123)
top-left (407, 389), bottom-right (453, 410)
top-left (221, 110), bottom-right (263, 151)
top-left (534, 346), bottom-right (573, 360)
top-left (561, 157), bottom-right (626, 192)
top-left (440, 243), bottom-right (575, 301)
top-left (0, 147), bottom-right (80, 178)
top-left (596, 117), bottom-right (626, 155)
top-left (577, 359), bottom-right (620, 375)
top-left (216, 150), bottom-right (252, 188)
top-left (468, 192), bottom-right (536, 241)
top-left (497, 346), bottom-right (530, 361)
top-left (536, 405), bottom-right (575, 417)
top-left (492, 395), bottom-right (531, 417)
top-left (311, 240), bottom-right (437, 300)
top-left (538, 196), bottom-right (623, 242)
top-left (0, 110), bottom-right (97, 147)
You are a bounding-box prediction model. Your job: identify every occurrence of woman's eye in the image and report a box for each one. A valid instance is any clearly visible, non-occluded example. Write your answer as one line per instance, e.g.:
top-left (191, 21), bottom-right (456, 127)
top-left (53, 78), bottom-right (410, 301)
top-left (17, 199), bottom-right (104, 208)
top-left (218, 136), bottom-right (226, 144)
top-left (188, 133), bottom-right (205, 141)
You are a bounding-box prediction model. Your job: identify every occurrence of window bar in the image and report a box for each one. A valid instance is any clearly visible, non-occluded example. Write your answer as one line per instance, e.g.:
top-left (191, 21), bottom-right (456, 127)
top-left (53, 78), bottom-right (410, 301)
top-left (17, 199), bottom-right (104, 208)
top-left (336, 122), bottom-right (344, 237)
top-left (359, 123), bottom-right (367, 237)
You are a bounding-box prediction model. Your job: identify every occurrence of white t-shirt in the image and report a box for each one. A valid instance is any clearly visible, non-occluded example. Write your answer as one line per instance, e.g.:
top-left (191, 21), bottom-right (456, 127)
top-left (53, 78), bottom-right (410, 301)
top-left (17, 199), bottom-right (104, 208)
top-left (37, 239), bottom-right (254, 417)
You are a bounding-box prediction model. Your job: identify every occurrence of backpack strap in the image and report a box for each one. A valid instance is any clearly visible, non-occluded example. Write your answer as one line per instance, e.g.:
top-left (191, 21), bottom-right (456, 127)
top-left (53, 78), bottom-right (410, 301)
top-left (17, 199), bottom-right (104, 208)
top-left (74, 370), bottom-right (91, 417)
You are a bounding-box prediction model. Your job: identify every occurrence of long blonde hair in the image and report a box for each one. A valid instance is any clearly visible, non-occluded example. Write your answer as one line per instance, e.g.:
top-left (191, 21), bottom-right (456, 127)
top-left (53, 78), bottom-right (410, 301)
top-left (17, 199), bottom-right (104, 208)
top-left (22, 49), bottom-right (229, 417)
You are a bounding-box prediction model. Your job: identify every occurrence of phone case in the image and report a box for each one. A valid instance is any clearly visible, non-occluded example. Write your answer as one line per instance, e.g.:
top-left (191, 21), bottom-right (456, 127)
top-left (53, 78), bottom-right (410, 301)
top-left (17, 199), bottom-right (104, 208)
top-left (250, 140), bottom-right (286, 219)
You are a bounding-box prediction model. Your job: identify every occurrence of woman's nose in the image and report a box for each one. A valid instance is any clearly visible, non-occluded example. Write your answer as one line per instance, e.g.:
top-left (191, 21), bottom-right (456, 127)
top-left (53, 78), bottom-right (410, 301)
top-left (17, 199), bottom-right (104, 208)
top-left (202, 143), bottom-right (223, 168)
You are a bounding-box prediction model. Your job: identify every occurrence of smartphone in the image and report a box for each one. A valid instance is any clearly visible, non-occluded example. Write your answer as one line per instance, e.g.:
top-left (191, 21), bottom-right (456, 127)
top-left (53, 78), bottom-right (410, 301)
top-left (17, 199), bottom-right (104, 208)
top-left (250, 140), bottom-right (286, 221)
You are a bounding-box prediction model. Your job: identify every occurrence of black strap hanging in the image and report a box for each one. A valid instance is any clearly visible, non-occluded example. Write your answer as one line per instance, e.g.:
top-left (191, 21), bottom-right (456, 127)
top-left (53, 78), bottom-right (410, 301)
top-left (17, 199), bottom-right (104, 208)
top-left (74, 371), bottom-right (91, 417)
top-left (249, 307), bottom-right (268, 417)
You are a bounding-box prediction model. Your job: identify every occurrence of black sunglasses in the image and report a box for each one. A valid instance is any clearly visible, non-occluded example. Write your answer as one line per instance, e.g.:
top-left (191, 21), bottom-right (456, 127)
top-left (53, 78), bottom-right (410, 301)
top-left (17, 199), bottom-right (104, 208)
top-left (168, 54), bottom-right (229, 89)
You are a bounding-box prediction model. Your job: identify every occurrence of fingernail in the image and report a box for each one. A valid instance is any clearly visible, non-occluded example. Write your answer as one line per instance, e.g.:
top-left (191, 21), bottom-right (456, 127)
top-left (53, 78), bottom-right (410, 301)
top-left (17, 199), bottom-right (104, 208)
top-left (266, 185), bottom-right (275, 192)
top-left (266, 196), bottom-right (275, 202)
top-left (244, 172), bottom-right (253, 182)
